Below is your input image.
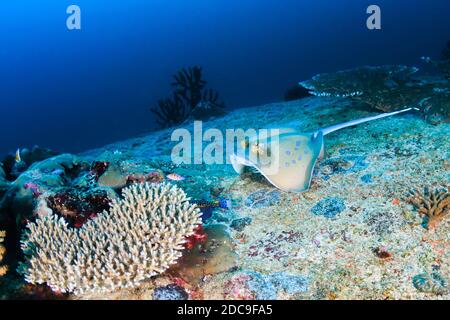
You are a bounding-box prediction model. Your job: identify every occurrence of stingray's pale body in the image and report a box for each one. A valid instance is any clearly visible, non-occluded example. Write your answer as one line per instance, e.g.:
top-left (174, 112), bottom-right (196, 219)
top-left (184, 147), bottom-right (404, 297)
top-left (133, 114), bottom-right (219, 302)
top-left (230, 108), bottom-right (417, 193)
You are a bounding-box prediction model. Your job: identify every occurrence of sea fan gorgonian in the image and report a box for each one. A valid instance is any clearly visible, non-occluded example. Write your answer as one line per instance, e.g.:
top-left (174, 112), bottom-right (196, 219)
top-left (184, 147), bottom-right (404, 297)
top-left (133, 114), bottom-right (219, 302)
top-left (19, 182), bottom-right (202, 295)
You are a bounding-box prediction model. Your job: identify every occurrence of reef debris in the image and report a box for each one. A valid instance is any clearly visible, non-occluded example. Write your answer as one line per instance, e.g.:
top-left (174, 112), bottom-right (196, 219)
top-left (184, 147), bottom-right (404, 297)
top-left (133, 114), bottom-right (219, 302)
top-left (19, 182), bottom-right (202, 295)
top-left (407, 186), bottom-right (449, 230)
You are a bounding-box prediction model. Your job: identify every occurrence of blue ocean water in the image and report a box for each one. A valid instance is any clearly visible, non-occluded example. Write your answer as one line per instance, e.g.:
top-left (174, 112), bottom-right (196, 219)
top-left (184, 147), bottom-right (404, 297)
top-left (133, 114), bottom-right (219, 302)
top-left (0, 0), bottom-right (449, 155)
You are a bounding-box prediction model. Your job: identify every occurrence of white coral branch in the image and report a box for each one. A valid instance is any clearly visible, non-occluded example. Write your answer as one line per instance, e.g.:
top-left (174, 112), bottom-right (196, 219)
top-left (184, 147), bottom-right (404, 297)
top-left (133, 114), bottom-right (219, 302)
top-left (19, 182), bottom-right (202, 295)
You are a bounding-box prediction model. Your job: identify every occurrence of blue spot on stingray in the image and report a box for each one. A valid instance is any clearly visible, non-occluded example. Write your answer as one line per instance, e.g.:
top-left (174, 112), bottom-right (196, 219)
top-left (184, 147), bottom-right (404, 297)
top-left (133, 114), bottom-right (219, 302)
top-left (245, 189), bottom-right (281, 209)
top-left (291, 159), bottom-right (296, 164)
top-left (296, 140), bottom-right (301, 146)
top-left (298, 155), bottom-right (302, 161)
top-left (360, 174), bottom-right (373, 184)
top-left (311, 197), bottom-right (346, 219)
top-left (285, 162), bottom-right (290, 167)
top-left (285, 150), bottom-right (291, 156)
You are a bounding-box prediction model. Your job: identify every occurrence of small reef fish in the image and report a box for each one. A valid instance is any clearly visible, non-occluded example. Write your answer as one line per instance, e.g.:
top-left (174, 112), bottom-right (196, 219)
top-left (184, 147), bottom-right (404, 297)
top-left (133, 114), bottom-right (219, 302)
top-left (15, 148), bottom-right (21, 163)
top-left (166, 173), bottom-right (186, 181)
top-left (191, 198), bottom-right (232, 221)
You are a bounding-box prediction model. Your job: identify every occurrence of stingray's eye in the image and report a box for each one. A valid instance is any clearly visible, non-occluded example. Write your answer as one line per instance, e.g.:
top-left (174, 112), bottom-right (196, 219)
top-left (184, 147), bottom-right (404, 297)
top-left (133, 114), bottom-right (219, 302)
top-left (241, 139), bottom-right (250, 149)
top-left (250, 142), bottom-right (270, 157)
top-left (250, 142), bottom-right (260, 154)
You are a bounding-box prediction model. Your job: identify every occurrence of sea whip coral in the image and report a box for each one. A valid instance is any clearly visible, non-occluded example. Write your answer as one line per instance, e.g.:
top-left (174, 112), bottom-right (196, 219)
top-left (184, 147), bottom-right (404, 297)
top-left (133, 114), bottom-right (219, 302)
top-left (19, 182), bottom-right (202, 295)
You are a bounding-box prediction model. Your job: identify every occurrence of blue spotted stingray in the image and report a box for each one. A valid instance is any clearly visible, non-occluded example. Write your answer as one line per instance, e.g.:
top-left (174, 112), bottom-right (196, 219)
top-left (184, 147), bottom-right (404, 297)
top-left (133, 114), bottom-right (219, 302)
top-left (230, 108), bottom-right (417, 193)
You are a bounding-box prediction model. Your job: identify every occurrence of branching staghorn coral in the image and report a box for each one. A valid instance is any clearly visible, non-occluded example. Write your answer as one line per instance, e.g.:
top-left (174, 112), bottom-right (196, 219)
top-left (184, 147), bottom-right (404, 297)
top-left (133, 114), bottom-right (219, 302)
top-left (407, 186), bottom-right (449, 230)
top-left (19, 182), bottom-right (202, 295)
top-left (0, 230), bottom-right (6, 276)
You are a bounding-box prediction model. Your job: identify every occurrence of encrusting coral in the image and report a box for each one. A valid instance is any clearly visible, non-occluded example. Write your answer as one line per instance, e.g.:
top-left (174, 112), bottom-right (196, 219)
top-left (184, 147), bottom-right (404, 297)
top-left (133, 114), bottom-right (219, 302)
top-left (19, 182), bottom-right (202, 295)
top-left (0, 230), bottom-right (6, 276)
top-left (300, 64), bottom-right (450, 123)
top-left (407, 186), bottom-right (449, 230)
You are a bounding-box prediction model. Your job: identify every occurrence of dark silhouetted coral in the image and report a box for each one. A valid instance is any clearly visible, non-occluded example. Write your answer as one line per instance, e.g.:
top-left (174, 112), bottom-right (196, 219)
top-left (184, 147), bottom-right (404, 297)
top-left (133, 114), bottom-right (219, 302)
top-left (152, 94), bottom-right (190, 127)
top-left (151, 66), bottom-right (226, 127)
top-left (284, 83), bottom-right (311, 101)
top-left (172, 66), bottom-right (207, 108)
top-left (0, 166), bottom-right (9, 199)
top-left (407, 186), bottom-right (449, 230)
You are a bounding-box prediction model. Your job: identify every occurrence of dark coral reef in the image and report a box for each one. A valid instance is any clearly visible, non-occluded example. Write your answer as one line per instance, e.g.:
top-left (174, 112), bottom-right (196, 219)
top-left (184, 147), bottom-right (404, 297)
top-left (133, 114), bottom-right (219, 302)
top-left (284, 83), bottom-right (311, 101)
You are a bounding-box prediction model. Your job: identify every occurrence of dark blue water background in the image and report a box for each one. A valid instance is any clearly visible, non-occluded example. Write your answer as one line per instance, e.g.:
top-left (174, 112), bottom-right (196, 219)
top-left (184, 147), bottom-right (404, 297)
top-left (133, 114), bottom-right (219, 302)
top-left (0, 0), bottom-right (449, 155)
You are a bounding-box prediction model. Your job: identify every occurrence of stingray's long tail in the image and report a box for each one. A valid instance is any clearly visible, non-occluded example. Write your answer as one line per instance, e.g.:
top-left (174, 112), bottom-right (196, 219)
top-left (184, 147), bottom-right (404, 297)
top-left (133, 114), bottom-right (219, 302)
top-left (320, 107), bottom-right (419, 136)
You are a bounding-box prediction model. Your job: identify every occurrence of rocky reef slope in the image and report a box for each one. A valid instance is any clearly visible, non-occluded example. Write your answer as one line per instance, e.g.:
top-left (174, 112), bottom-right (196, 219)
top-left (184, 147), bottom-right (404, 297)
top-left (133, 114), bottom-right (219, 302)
top-left (0, 96), bottom-right (448, 300)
